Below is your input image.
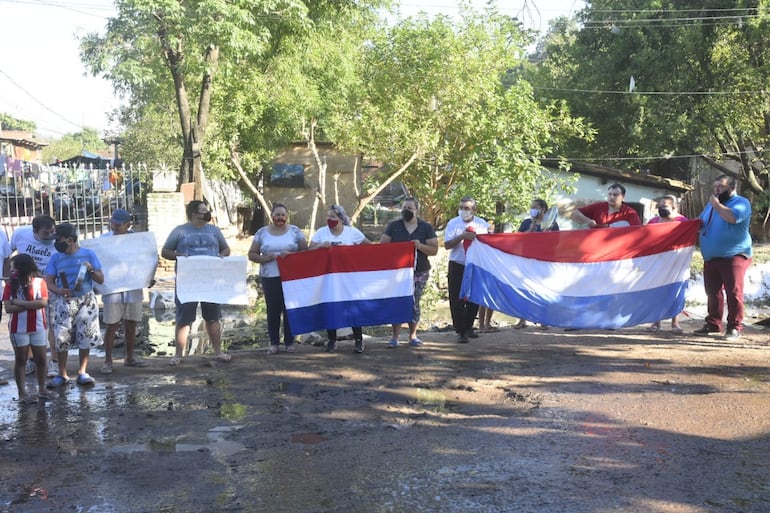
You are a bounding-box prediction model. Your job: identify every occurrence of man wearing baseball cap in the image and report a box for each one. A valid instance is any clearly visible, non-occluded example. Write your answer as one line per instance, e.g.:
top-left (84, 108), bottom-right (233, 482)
top-left (100, 209), bottom-right (150, 373)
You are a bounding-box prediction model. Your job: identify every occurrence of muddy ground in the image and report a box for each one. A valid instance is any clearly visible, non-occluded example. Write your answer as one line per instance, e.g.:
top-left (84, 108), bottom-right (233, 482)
top-left (1, 315), bottom-right (770, 513)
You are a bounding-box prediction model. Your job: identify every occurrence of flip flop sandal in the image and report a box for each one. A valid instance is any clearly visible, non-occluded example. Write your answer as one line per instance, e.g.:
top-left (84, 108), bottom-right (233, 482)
top-left (19, 396), bottom-right (39, 405)
top-left (169, 356), bottom-right (183, 366)
top-left (38, 391), bottom-right (59, 400)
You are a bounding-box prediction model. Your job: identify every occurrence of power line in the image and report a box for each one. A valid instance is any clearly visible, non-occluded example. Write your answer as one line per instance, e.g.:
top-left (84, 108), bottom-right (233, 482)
top-left (0, 0), bottom-right (114, 18)
top-left (535, 87), bottom-right (767, 96)
top-left (0, 69), bottom-right (85, 131)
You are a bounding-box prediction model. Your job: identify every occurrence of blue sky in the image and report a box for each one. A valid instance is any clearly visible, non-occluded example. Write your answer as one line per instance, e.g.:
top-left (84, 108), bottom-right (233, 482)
top-left (0, 0), bottom-right (583, 138)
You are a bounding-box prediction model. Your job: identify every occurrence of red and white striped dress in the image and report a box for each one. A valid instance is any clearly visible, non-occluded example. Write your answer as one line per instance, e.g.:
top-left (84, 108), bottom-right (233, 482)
top-left (2, 278), bottom-right (48, 334)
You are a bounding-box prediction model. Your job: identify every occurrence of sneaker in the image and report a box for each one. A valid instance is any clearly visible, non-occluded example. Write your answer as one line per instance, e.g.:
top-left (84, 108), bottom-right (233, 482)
top-left (457, 332), bottom-right (469, 344)
top-left (387, 339), bottom-right (399, 348)
top-left (47, 360), bottom-right (59, 378)
top-left (47, 375), bottom-right (70, 388)
top-left (76, 373), bottom-right (96, 386)
top-left (267, 345), bottom-right (279, 355)
top-left (284, 345), bottom-right (296, 353)
top-left (409, 338), bottom-right (423, 347)
top-left (468, 329), bottom-right (479, 339)
top-left (694, 324), bottom-right (720, 335)
top-left (725, 329), bottom-right (741, 341)
top-left (325, 341), bottom-right (337, 353)
top-left (24, 360), bottom-right (36, 375)
top-left (353, 340), bottom-right (365, 353)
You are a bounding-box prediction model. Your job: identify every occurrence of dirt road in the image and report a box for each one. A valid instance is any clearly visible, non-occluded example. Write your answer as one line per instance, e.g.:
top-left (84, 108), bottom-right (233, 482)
top-left (1, 317), bottom-right (769, 513)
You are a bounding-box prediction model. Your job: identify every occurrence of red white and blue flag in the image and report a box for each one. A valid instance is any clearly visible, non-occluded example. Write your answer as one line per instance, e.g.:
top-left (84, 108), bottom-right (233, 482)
top-left (278, 242), bottom-right (415, 335)
top-left (460, 221), bottom-right (700, 329)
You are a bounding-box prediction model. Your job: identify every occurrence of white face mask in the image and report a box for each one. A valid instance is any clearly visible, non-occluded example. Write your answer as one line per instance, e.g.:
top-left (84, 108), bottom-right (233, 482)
top-left (459, 209), bottom-right (473, 221)
top-left (530, 208), bottom-right (540, 218)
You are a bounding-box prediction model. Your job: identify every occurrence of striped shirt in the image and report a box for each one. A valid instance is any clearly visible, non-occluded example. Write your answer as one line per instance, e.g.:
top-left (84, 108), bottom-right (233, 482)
top-left (2, 278), bottom-right (48, 333)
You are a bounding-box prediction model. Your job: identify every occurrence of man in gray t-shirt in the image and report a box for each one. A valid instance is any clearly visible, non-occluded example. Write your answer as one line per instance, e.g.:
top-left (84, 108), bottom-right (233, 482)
top-left (161, 200), bottom-right (231, 366)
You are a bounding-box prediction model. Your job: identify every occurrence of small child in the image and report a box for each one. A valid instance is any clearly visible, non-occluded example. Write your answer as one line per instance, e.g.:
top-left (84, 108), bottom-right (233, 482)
top-left (4, 254), bottom-right (57, 403)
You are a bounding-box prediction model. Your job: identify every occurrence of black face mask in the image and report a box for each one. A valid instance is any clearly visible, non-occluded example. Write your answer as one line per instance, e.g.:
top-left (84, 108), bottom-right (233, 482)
top-left (658, 208), bottom-right (671, 218)
top-left (717, 191), bottom-right (732, 204)
top-left (201, 212), bottom-right (212, 222)
top-left (54, 241), bottom-right (69, 253)
top-left (402, 209), bottom-right (415, 222)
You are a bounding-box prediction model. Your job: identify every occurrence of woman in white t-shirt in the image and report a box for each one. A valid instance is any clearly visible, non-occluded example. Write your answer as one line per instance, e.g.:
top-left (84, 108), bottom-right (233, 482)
top-left (248, 203), bottom-right (307, 354)
top-left (309, 204), bottom-right (371, 353)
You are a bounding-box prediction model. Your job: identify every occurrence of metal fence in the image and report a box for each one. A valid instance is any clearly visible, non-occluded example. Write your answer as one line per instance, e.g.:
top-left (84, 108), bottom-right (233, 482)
top-left (0, 164), bottom-right (146, 240)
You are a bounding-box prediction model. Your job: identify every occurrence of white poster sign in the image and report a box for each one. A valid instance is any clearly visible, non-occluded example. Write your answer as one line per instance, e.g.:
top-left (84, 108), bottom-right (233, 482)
top-left (81, 232), bottom-right (159, 295)
top-left (175, 256), bottom-right (249, 305)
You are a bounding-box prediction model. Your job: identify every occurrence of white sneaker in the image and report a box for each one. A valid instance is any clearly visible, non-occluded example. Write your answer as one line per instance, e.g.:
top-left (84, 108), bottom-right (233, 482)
top-left (24, 360), bottom-right (36, 375)
top-left (47, 360), bottom-right (60, 378)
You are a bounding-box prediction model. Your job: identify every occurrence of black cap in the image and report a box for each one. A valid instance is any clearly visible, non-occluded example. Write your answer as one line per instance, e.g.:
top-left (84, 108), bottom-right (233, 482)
top-left (55, 222), bottom-right (77, 239)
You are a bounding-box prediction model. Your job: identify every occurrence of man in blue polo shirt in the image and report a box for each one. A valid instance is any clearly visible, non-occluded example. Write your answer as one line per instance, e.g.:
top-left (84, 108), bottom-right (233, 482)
top-left (695, 174), bottom-right (752, 340)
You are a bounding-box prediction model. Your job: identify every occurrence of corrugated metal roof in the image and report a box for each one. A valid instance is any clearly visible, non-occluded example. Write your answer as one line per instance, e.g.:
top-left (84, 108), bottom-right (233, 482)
top-left (542, 158), bottom-right (692, 192)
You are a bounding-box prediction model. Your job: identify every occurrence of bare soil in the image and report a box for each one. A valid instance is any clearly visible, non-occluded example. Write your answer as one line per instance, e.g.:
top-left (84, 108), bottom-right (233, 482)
top-left (1, 318), bottom-right (769, 513)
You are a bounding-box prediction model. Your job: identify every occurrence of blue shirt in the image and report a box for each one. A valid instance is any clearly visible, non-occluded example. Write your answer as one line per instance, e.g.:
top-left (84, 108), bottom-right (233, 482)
top-left (698, 194), bottom-right (752, 261)
top-left (45, 247), bottom-right (102, 297)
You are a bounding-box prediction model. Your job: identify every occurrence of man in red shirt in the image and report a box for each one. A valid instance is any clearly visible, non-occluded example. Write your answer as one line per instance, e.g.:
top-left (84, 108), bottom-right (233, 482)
top-left (571, 183), bottom-right (641, 228)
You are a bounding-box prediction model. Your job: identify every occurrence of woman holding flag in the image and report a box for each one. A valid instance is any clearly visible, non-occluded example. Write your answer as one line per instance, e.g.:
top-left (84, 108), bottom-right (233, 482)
top-left (249, 203), bottom-right (308, 355)
top-left (646, 196), bottom-right (688, 333)
top-left (380, 197), bottom-right (438, 347)
top-left (309, 204), bottom-right (371, 353)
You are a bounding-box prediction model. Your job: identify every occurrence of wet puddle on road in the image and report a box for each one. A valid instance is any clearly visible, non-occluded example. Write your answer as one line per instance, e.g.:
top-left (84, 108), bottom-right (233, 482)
top-left (110, 425), bottom-right (245, 457)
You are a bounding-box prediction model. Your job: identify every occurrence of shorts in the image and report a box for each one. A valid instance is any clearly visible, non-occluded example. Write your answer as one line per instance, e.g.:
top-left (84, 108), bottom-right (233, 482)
top-left (175, 297), bottom-right (222, 326)
top-left (54, 292), bottom-right (103, 351)
top-left (103, 301), bottom-right (143, 324)
top-left (10, 330), bottom-right (47, 348)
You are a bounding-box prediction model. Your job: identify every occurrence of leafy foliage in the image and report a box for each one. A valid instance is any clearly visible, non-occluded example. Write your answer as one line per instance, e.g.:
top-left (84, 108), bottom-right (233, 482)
top-left (41, 128), bottom-right (108, 164)
top-left (332, 10), bottom-right (592, 228)
top-left (0, 113), bottom-right (35, 131)
top-left (533, 0), bottom-right (770, 196)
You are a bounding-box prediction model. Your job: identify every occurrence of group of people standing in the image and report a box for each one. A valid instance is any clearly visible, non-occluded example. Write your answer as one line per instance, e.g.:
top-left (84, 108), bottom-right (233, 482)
top-left (5, 172), bottom-right (753, 403)
top-left (565, 177), bottom-right (752, 340)
top-left (248, 199), bottom-right (439, 354)
top-left (4, 210), bottom-right (146, 404)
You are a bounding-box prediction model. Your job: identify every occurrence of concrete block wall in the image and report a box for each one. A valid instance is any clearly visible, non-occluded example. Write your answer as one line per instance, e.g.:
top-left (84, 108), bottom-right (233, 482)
top-left (147, 192), bottom-right (185, 277)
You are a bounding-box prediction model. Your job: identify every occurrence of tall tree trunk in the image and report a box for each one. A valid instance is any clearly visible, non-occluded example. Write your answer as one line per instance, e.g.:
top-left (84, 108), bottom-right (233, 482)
top-left (349, 149), bottom-right (420, 223)
top-left (229, 142), bottom-right (271, 216)
top-left (304, 119), bottom-right (326, 241)
top-left (158, 20), bottom-right (218, 200)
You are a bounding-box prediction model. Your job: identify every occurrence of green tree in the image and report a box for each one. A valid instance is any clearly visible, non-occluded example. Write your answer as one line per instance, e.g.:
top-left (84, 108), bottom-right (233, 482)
top-left (220, 3), bottom-right (384, 234)
top-left (0, 113), bottom-right (35, 131)
top-left (116, 105), bottom-right (182, 169)
top-left (332, 10), bottom-right (591, 228)
top-left (82, 0), bottom-right (387, 202)
top-left (534, 0), bottom-right (770, 197)
top-left (42, 128), bottom-right (108, 164)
